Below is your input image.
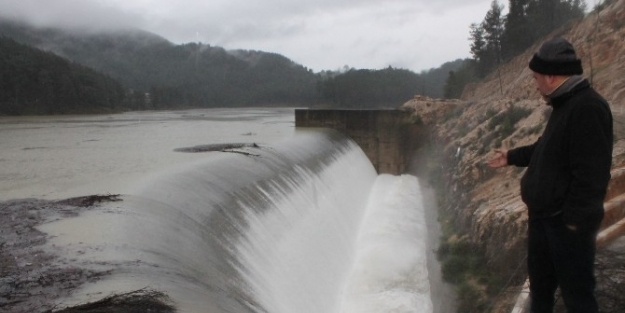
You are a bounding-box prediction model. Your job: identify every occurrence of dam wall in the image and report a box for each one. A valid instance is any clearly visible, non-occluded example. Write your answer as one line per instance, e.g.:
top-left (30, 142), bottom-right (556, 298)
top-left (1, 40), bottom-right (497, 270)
top-left (294, 109), bottom-right (420, 175)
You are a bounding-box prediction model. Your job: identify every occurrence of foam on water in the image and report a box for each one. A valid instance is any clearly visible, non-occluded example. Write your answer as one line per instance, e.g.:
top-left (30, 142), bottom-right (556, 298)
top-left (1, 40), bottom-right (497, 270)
top-left (339, 174), bottom-right (433, 313)
top-left (233, 148), bottom-right (378, 313)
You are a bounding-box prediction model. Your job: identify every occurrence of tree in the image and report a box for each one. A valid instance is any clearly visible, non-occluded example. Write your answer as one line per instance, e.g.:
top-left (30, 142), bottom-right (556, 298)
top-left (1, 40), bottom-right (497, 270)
top-left (0, 37), bottom-right (128, 115)
top-left (502, 0), bottom-right (532, 61)
top-left (527, 0), bottom-right (557, 38)
top-left (470, 23), bottom-right (486, 62)
top-left (469, 0), bottom-right (587, 77)
top-left (443, 60), bottom-right (478, 99)
top-left (526, 0), bottom-right (586, 40)
top-left (469, 1), bottom-right (505, 78)
top-left (317, 67), bottom-right (421, 108)
top-left (483, 0), bottom-right (505, 65)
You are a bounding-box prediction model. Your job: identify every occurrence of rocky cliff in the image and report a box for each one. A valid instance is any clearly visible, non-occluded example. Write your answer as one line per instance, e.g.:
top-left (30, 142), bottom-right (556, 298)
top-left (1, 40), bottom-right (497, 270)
top-left (402, 0), bottom-right (625, 311)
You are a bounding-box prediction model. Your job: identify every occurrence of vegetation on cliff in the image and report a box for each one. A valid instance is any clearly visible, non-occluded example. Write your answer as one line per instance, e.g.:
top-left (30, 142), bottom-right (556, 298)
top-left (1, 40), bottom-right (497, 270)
top-left (443, 0), bottom-right (588, 99)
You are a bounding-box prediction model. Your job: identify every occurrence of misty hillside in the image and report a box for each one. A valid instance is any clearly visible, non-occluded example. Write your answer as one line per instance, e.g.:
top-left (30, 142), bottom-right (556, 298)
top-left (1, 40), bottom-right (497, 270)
top-left (0, 19), bottom-right (321, 108)
top-left (0, 37), bottom-right (127, 115)
top-left (0, 19), bottom-right (464, 113)
top-left (0, 20), bottom-right (170, 89)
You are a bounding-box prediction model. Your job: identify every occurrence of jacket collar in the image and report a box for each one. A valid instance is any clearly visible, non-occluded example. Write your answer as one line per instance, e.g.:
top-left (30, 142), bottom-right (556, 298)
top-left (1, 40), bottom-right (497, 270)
top-left (549, 78), bottom-right (590, 108)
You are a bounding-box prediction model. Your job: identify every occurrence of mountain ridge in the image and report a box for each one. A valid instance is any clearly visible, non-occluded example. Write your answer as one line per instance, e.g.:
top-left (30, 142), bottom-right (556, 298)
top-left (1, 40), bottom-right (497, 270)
top-left (1, 18), bottom-right (465, 112)
top-left (0, 18), bottom-right (322, 109)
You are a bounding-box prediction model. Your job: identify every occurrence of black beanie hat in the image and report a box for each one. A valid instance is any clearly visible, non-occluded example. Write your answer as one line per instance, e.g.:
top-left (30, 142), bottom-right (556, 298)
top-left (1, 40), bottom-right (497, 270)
top-left (529, 37), bottom-right (583, 75)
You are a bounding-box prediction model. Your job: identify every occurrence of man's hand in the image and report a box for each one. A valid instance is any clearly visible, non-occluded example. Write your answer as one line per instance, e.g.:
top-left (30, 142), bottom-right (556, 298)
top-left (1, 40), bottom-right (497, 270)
top-left (487, 149), bottom-right (509, 168)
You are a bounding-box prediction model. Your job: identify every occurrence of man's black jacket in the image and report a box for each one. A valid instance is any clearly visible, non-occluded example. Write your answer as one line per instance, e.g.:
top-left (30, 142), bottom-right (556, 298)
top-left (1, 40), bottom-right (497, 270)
top-left (507, 79), bottom-right (613, 227)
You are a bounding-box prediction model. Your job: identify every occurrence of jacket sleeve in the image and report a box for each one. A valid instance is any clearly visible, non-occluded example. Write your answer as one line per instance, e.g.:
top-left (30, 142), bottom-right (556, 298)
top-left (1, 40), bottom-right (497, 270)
top-left (563, 101), bottom-right (613, 227)
top-left (507, 139), bottom-right (539, 167)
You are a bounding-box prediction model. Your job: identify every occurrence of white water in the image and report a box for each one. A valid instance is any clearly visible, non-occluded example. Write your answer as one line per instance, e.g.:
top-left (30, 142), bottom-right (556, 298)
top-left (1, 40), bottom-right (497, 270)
top-left (233, 139), bottom-right (378, 313)
top-left (3, 109), bottom-right (433, 312)
top-left (340, 174), bottom-right (432, 313)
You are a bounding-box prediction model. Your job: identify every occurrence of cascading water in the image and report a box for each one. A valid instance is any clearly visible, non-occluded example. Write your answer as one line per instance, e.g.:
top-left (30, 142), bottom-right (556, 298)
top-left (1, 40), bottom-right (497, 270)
top-left (38, 129), bottom-right (432, 313)
top-left (340, 174), bottom-right (433, 313)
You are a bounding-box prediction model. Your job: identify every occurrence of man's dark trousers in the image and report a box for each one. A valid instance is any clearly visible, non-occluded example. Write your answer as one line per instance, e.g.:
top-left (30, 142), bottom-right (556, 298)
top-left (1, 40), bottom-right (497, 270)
top-left (527, 212), bottom-right (602, 313)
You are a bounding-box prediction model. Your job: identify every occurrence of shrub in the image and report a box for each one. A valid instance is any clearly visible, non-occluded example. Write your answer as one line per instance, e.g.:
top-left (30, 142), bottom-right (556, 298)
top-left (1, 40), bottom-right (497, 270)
top-left (487, 106), bottom-right (531, 132)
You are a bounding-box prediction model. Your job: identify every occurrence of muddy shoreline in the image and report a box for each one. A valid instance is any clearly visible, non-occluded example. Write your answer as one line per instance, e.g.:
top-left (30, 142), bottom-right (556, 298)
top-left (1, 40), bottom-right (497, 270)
top-left (0, 195), bottom-right (174, 313)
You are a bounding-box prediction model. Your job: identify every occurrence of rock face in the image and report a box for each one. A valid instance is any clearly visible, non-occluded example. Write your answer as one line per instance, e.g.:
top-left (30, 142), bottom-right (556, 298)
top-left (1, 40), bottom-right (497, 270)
top-left (402, 0), bottom-right (625, 311)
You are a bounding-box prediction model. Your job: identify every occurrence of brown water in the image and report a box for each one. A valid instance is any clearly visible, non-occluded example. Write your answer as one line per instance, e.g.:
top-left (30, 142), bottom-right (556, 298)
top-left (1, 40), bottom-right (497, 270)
top-left (0, 108), bottom-right (295, 201)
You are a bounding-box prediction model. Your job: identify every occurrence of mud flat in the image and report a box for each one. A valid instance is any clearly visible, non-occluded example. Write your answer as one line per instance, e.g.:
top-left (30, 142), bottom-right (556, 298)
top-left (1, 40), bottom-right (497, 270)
top-left (0, 195), bottom-right (173, 313)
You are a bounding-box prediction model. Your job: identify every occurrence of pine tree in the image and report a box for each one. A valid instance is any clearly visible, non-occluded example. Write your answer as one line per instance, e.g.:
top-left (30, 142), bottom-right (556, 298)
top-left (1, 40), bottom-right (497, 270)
top-left (502, 0), bottom-right (532, 61)
top-left (469, 0), bottom-right (505, 77)
top-left (469, 23), bottom-right (488, 77)
top-left (468, 0), bottom-right (587, 77)
top-left (483, 0), bottom-right (505, 65)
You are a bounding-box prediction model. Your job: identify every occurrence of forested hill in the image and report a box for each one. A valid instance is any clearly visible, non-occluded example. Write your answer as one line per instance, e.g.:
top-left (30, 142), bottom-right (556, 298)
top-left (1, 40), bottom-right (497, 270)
top-left (0, 20), bottom-right (322, 108)
top-left (316, 59), bottom-right (467, 108)
top-left (0, 37), bottom-right (127, 115)
top-left (0, 19), bottom-right (464, 114)
top-left (0, 20), bottom-right (170, 91)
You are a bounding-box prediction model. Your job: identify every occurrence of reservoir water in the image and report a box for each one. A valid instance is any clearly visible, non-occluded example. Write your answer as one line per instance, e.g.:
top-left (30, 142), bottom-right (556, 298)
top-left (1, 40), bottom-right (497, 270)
top-left (0, 108), bottom-right (437, 312)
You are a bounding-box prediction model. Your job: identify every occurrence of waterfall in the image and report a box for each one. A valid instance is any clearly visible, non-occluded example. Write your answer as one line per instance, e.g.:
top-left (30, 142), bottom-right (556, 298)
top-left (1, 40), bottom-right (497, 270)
top-left (340, 174), bottom-right (432, 313)
top-left (39, 129), bottom-right (432, 312)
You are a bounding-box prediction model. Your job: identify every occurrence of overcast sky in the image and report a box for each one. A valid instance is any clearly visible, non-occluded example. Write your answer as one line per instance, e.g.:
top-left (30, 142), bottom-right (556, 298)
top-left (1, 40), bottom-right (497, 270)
top-left (0, 0), bottom-right (496, 73)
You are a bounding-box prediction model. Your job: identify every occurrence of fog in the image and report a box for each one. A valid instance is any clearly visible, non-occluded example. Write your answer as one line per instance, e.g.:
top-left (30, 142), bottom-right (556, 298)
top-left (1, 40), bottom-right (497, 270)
top-left (0, 0), bottom-right (493, 72)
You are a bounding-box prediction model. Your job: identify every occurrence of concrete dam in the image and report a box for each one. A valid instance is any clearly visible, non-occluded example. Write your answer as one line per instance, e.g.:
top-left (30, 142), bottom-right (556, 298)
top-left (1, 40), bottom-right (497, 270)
top-left (294, 109), bottom-right (421, 175)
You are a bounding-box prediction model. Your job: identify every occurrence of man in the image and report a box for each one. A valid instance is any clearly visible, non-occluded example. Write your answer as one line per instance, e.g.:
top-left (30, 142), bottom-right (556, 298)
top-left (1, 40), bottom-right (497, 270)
top-left (487, 37), bottom-right (613, 313)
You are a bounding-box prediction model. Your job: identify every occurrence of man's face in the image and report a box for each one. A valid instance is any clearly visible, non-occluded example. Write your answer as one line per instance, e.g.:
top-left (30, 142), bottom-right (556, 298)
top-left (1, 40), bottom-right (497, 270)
top-left (532, 72), bottom-right (552, 97)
